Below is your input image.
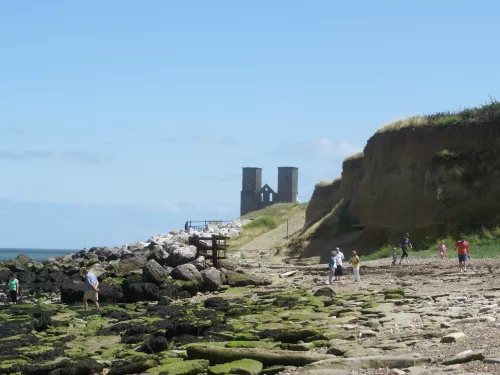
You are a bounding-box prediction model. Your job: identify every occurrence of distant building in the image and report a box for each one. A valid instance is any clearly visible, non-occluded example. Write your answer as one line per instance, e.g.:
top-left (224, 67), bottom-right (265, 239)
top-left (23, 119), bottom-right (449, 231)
top-left (240, 167), bottom-right (298, 216)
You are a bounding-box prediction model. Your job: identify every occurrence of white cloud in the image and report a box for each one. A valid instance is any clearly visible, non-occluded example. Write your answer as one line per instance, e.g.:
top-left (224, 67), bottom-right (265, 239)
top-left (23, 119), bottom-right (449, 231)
top-left (289, 139), bottom-right (363, 159)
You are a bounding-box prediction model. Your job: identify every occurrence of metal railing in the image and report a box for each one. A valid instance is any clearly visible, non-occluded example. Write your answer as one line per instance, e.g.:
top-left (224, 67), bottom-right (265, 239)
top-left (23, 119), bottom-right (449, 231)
top-left (184, 220), bottom-right (233, 232)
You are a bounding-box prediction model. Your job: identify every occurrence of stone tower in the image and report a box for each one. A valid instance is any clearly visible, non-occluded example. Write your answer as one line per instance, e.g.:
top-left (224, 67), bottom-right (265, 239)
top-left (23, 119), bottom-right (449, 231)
top-left (277, 167), bottom-right (298, 203)
top-left (240, 166), bottom-right (298, 216)
top-left (240, 167), bottom-right (262, 216)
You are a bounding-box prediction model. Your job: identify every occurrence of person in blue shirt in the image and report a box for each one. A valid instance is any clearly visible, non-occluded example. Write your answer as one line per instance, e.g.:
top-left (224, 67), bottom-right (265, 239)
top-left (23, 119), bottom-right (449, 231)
top-left (399, 233), bottom-right (413, 265)
top-left (83, 269), bottom-right (100, 312)
top-left (328, 250), bottom-right (337, 285)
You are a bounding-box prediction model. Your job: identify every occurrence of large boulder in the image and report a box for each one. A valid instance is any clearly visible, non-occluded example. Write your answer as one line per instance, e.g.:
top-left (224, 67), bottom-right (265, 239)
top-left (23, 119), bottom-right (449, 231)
top-left (115, 255), bottom-right (148, 276)
top-left (201, 267), bottom-right (222, 292)
top-left (60, 282), bottom-right (124, 304)
top-left (171, 264), bottom-right (203, 285)
top-left (142, 259), bottom-right (167, 284)
top-left (147, 245), bottom-right (170, 265)
top-left (166, 246), bottom-right (197, 267)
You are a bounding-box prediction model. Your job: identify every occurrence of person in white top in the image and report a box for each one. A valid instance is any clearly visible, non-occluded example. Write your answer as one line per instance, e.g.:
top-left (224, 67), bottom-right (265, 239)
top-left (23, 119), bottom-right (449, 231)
top-left (334, 247), bottom-right (345, 282)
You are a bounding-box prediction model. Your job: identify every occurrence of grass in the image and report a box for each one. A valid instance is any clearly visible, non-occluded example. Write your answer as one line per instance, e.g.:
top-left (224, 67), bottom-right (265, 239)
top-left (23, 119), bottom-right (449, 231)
top-left (343, 152), bottom-right (364, 162)
top-left (314, 177), bottom-right (341, 189)
top-left (228, 203), bottom-right (307, 249)
top-left (376, 100), bottom-right (500, 134)
top-left (363, 226), bottom-right (500, 261)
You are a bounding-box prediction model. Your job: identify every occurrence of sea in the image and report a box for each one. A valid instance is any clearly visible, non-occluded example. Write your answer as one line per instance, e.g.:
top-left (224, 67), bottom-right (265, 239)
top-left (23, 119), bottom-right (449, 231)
top-left (0, 248), bottom-right (77, 262)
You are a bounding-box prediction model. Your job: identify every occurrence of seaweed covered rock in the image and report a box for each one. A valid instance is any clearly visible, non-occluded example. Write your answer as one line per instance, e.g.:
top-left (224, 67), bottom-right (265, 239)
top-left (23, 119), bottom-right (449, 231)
top-left (186, 346), bottom-right (335, 367)
top-left (158, 278), bottom-right (197, 300)
top-left (138, 335), bottom-right (169, 354)
top-left (208, 359), bottom-right (263, 375)
top-left (13, 358), bottom-right (104, 375)
top-left (163, 305), bottom-right (220, 340)
top-left (60, 281), bottom-right (124, 304)
top-left (115, 254), bottom-right (148, 276)
top-left (122, 275), bottom-right (160, 302)
top-left (204, 297), bottom-right (230, 312)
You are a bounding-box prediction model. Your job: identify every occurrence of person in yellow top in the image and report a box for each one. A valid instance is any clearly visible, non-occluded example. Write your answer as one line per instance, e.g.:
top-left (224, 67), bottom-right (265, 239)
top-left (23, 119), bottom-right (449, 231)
top-left (351, 251), bottom-right (361, 282)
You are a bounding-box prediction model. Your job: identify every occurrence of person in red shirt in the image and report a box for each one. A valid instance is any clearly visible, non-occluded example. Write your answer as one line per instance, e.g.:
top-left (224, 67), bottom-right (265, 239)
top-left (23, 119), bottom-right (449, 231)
top-left (455, 236), bottom-right (470, 272)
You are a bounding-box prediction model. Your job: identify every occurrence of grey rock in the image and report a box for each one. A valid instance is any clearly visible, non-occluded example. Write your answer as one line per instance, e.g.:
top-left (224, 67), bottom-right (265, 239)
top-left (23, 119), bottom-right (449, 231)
top-left (171, 264), bottom-right (203, 285)
top-left (189, 256), bottom-right (206, 271)
top-left (143, 259), bottom-right (167, 284)
top-left (441, 332), bottom-right (466, 343)
top-left (166, 245), bottom-right (198, 267)
top-left (115, 255), bottom-right (148, 276)
top-left (201, 267), bottom-right (222, 291)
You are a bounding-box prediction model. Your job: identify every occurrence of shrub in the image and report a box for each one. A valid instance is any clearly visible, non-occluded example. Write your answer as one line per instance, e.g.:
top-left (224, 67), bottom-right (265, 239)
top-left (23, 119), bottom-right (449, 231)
top-left (435, 149), bottom-right (459, 161)
top-left (243, 217), bottom-right (277, 230)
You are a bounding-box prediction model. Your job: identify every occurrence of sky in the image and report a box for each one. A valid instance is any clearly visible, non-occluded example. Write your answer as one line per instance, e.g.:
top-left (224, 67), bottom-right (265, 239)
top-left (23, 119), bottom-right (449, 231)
top-left (1, 0), bottom-right (500, 249)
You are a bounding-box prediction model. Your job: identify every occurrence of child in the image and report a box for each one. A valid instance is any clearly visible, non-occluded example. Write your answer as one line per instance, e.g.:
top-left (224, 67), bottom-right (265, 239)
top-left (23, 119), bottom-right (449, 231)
top-left (328, 250), bottom-right (337, 285)
top-left (392, 248), bottom-right (398, 265)
top-left (439, 240), bottom-right (447, 260)
top-left (351, 250), bottom-right (361, 282)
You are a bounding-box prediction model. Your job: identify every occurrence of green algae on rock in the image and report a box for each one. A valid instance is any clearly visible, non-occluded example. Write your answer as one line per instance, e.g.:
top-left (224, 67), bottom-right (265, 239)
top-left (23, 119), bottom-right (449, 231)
top-left (208, 359), bottom-right (263, 375)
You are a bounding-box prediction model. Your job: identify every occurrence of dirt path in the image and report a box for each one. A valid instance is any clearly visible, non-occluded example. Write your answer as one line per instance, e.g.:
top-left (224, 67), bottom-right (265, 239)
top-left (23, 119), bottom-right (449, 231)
top-left (241, 211), bottom-right (305, 251)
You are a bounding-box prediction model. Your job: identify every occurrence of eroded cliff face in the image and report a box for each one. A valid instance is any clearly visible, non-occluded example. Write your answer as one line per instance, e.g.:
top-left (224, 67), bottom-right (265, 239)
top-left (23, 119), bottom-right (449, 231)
top-left (306, 121), bottom-right (500, 246)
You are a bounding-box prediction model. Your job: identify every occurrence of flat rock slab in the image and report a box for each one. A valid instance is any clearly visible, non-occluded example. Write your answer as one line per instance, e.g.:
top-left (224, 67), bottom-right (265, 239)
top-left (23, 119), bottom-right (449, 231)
top-left (295, 355), bottom-right (430, 374)
top-left (442, 350), bottom-right (485, 365)
top-left (441, 332), bottom-right (466, 343)
top-left (483, 358), bottom-right (500, 364)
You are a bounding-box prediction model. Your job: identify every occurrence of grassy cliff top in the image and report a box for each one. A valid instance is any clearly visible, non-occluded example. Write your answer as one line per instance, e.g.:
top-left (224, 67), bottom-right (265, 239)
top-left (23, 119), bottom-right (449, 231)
top-left (377, 100), bottom-right (500, 134)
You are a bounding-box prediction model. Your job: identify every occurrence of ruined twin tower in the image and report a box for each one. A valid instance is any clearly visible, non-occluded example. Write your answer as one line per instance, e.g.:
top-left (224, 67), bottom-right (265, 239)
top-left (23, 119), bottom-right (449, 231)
top-left (240, 167), bottom-right (298, 216)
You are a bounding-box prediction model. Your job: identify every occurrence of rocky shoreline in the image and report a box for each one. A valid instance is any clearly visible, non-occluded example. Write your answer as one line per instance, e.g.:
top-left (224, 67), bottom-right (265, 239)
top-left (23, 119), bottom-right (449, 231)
top-left (1, 222), bottom-right (500, 374)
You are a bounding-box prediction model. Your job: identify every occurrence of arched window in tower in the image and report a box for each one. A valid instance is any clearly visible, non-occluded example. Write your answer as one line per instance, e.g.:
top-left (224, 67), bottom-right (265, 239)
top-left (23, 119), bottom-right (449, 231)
top-left (261, 193), bottom-right (263, 202)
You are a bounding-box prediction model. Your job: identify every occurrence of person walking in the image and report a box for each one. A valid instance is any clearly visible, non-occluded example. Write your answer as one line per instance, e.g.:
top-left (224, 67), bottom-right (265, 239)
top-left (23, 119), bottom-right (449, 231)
top-left (455, 236), bottom-right (469, 272)
top-left (439, 240), bottom-right (447, 260)
top-left (8, 273), bottom-right (19, 304)
top-left (392, 248), bottom-right (398, 265)
top-left (83, 269), bottom-right (100, 312)
top-left (351, 251), bottom-right (361, 282)
top-left (328, 250), bottom-right (337, 285)
top-left (335, 247), bottom-right (345, 282)
top-left (399, 233), bottom-right (413, 265)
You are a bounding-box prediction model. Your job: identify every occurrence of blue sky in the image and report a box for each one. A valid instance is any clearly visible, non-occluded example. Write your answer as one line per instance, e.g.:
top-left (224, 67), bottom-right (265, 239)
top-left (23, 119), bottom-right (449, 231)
top-left (1, 1), bottom-right (500, 249)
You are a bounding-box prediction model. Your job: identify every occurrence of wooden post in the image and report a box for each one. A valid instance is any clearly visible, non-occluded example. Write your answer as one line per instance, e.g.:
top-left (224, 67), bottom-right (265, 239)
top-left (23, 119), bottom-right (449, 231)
top-left (287, 220), bottom-right (289, 242)
top-left (212, 234), bottom-right (218, 268)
